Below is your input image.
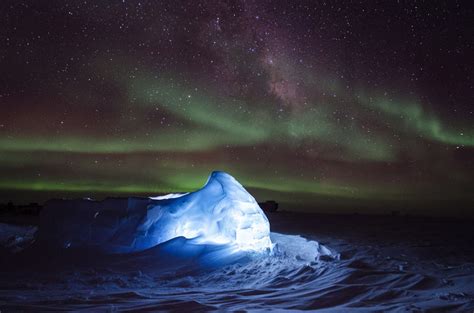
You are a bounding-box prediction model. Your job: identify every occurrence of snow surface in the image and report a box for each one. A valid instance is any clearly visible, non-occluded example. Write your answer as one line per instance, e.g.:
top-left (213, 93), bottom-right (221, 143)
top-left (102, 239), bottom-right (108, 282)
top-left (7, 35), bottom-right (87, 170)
top-left (0, 223), bottom-right (37, 253)
top-left (38, 171), bottom-right (272, 253)
top-left (1, 213), bottom-right (473, 311)
top-left (2, 172), bottom-right (473, 311)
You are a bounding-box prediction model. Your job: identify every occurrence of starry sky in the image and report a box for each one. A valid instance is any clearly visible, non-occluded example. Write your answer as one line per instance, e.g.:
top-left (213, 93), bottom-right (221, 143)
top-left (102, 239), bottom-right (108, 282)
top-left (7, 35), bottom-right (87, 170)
top-left (1, 1), bottom-right (473, 214)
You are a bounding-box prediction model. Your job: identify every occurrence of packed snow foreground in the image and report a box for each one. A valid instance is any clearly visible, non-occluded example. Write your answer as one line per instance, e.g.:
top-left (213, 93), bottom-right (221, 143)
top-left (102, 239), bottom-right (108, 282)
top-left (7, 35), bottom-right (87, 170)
top-left (39, 171), bottom-right (273, 254)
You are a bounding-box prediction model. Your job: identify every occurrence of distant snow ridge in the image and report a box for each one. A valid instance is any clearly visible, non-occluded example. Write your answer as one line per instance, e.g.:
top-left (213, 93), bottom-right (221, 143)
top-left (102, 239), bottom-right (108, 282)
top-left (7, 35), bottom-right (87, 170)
top-left (39, 171), bottom-right (273, 254)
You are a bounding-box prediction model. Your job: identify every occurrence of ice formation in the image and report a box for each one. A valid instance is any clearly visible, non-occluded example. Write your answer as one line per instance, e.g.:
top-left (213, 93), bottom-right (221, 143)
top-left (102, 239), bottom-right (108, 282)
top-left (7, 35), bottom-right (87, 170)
top-left (39, 171), bottom-right (272, 253)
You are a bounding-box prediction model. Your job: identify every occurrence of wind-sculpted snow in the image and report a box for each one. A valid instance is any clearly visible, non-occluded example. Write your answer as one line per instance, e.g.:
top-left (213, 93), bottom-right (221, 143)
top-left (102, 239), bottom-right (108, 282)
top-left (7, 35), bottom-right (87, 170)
top-left (2, 215), bottom-right (473, 311)
top-left (38, 171), bottom-right (272, 253)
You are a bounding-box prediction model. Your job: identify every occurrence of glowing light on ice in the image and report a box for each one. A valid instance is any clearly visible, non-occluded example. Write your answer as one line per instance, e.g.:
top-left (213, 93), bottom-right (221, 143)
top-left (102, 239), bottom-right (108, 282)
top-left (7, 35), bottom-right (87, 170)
top-left (39, 171), bottom-right (273, 254)
top-left (151, 171), bottom-right (273, 252)
top-left (149, 193), bottom-right (188, 200)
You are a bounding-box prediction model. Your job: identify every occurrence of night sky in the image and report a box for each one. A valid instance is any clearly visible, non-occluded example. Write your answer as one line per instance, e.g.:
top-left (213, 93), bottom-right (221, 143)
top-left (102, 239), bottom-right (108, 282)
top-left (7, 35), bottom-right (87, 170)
top-left (1, 1), bottom-right (473, 214)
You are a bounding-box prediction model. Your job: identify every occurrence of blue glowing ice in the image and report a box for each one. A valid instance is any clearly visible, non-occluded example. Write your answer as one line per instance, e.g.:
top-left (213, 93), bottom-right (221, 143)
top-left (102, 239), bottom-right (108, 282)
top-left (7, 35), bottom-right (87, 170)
top-left (39, 171), bottom-right (273, 253)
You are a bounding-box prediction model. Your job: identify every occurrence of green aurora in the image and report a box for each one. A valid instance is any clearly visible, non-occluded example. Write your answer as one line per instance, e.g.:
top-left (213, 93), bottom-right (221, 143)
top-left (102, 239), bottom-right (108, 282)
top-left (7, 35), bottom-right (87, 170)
top-left (1, 68), bottom-right (472, 214)
top-left (1, 1), bottom-right (473, 215)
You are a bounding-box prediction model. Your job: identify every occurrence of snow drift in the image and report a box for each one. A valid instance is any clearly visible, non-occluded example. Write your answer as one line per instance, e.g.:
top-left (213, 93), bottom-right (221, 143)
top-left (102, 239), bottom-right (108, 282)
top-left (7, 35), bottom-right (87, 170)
top-left (38, 171), bottom-right (273, 254)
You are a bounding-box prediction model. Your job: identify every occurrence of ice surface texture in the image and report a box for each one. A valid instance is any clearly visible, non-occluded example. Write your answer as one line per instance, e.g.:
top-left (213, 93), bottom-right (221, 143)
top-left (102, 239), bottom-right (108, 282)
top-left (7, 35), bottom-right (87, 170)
top-left (39, 171), bottom-right (272, 253)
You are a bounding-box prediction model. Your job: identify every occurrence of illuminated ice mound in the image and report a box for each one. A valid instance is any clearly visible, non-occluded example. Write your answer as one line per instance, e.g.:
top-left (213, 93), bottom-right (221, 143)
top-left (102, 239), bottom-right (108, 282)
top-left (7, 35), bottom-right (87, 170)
top-left (39, 171), bottom-right (272, 254)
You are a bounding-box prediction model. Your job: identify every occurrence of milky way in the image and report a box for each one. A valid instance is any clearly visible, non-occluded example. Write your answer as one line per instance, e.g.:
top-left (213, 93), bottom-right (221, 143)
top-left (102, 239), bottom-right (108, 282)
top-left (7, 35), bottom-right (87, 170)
top-left (1, 1), bottom-right (473, 214)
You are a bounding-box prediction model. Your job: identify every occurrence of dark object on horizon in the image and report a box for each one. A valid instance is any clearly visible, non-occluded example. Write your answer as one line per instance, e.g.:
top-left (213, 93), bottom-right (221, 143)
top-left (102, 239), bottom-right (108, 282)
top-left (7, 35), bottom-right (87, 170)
top-left (259, 200), bottom-right (279, 212)
top-left (0, 202), bottom-right (15, 214)
top-left (0, 202), bottom-right (42, 215)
